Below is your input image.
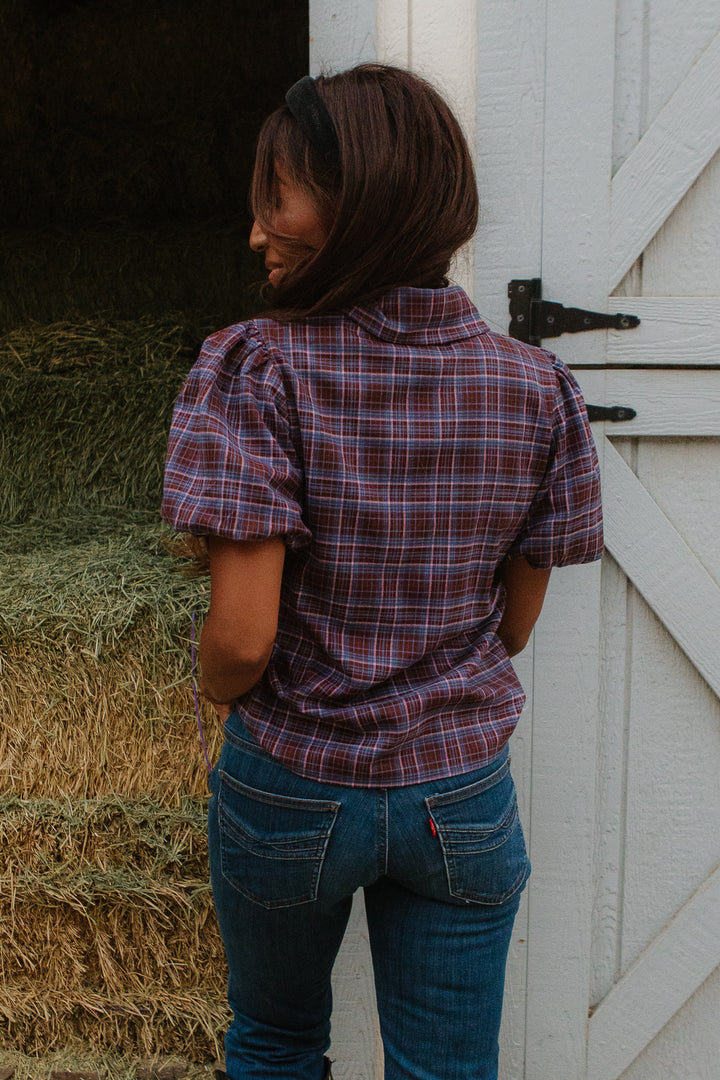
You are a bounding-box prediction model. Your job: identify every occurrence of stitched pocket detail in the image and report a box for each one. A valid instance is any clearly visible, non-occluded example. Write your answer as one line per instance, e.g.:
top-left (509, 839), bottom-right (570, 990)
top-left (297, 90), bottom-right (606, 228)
top-left (425, 759), bottom-right (530, 905)
top-left (218, 770), bottom-right (340, 909)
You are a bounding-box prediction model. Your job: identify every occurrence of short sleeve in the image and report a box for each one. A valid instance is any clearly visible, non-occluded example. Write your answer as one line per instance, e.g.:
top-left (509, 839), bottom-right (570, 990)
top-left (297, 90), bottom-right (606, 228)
top-left (513, 358), bottom-right (603, 568)
top-left (161, 325), bottom-right (311, 551)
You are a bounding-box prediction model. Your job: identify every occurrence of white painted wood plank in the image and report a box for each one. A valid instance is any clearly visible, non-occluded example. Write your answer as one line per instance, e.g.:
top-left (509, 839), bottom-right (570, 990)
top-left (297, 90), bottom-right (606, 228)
top-left (410, 0), bottom-right (477, 297)
top-left (612, 0), bottom-right (646, 173)
top-left (375, 0), bottom-right (410, 65)
top-left (411, 0), bottom-right (477, 151)
top-left (575, 369), bottom-right (720, 435)
top-left (590, 555), bottom-right (630, 1007)
top-left (601, 439), bottom-right (720, 697)
top-left (606, 297), bottom-right (720, 365)
top-left (524, 0), bottom-right (613, 1071)
top-left (472, 0), bottom-right (547, 334)
top-left (310, 0), bottom-right (376, 74)
top-left (539, 1), bottom-right (616, 369)
top-left (620, 593), bottom-right (720, 971)
top-left (587, 864), bottom-right (720, 1080)
top-left (610, 30), bottom-right (720, 289)
top-left (618, 439), bottom-right (720, 976)
top-left (642, 148), bottom-right (720, 297)
top-left (618, 965), bottom-right (720, 1080)
top-left (330, 891), bottom-right (383, 1080)
top-left (526, 559), bottom-right (603, 1080)
top-left (641, 0), bottom-right (720, 134)
top-left (636, 436), bottom-right (720, 585)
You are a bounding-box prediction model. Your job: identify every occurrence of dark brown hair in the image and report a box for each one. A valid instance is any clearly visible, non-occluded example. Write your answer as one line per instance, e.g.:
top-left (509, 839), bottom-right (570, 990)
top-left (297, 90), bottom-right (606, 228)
top-left (250, 64), bottom-right (479, 318)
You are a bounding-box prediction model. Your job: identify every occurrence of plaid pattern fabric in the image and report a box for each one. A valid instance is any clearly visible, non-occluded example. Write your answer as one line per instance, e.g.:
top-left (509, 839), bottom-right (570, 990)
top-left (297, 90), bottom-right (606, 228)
top-left (162, 287), bottom-right (603, 787)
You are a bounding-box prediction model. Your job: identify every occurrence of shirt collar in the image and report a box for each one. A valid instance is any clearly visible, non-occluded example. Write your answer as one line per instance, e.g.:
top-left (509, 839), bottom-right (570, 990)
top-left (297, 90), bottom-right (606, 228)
top-left (346, 286), bottom-right (490, 346)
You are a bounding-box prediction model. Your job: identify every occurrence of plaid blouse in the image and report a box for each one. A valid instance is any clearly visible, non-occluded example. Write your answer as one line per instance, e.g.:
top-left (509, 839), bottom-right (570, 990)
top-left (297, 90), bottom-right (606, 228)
top-left (162, 287), bottom-right (603, 786)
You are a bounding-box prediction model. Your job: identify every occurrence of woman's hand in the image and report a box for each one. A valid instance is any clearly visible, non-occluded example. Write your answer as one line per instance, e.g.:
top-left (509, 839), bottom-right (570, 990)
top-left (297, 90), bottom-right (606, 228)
top-left (212, 701), bottom-right (233, 723)
top-left (197, 678), bottom-right (234, 723)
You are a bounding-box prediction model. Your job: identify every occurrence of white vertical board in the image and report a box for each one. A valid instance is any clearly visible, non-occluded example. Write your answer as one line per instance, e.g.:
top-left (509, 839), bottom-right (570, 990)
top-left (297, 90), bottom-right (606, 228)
top-left (597, 4), bottom-right (720, 1071)
top-left (470, 5), bottom-right (548, 1074)
top-left (310, 1), bottom-right (376, 73)
top-left (539, 2), bottom-right (617, 368)
top-left (524, 1), bottom-right (615, 1077)
top-left (329, 892), bottom-right (383, 1080)
top-left (473, 0), bottom-right (548, 334)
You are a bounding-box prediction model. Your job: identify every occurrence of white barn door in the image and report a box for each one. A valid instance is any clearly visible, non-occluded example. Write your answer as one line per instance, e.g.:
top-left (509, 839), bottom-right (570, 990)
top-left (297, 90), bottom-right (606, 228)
top-left (480, 1), bottom-right (720, 1077)
top-left (310, 3), bottom-right (720, 1078)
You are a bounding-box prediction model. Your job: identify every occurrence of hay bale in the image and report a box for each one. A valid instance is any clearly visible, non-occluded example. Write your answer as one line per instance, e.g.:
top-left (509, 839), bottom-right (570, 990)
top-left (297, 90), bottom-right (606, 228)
top-left (0, 316), bottom-right (201, 528)
top-left (0, 1052), bottom-right (215, 1080)
top-left (0, 797), bottom-right (228, 1058)
top-left (0, 528), bottom-right (221, 801)
top-left (0, 987), bottom-right (228, 1060)
top-left (0, 317), bottom-right (234, 1062)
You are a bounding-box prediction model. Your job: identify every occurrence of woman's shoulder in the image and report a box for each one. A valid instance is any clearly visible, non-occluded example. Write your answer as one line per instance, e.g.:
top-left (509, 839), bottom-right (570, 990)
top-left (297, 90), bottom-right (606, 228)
top-left (479, 325), bottom-right (562, 379)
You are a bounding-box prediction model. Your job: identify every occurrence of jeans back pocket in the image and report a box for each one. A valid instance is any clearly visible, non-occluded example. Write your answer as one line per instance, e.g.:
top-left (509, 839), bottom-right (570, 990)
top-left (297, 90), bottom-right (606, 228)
top-left (218, 770), bottom-right (340, 909)
top-left (425, 758), bottom-right (530, 906)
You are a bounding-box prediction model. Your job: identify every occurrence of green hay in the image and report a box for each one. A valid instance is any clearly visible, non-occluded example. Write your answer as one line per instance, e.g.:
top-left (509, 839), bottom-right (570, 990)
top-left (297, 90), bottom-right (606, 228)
top-left (0, 528), bottom-right (208, 656)
top-left (0, 509), bottom-right (162, 556)
top-left (0, 317), bottom-right (204, 527)
top-left (0, 316), bottom-right (202, 375)
top-left (0, 226), bottom-right (264, 331)
top-left (0, 796), bottom-right (209, 878)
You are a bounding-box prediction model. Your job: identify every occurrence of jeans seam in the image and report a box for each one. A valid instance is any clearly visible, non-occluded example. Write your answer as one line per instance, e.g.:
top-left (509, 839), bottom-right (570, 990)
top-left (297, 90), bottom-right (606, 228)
top-left (377, 789), bottom-right (388, 878)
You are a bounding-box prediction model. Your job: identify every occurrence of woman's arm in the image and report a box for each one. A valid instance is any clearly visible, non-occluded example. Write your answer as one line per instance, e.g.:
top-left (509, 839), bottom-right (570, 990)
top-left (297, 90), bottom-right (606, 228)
top-left (198, 535), bottom-right (286, 705)
top-left (496, 556), bottom-right (552, 657)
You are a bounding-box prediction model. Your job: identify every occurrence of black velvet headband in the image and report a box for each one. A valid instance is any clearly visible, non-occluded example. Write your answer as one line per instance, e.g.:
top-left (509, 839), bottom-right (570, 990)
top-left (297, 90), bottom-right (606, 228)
top-left (285, 75), bottom-right (340, 165)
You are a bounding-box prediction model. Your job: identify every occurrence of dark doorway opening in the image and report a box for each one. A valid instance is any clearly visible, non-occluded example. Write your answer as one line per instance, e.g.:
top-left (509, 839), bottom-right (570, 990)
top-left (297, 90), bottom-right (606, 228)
top-left (1, 0), bottom-right (308, 329)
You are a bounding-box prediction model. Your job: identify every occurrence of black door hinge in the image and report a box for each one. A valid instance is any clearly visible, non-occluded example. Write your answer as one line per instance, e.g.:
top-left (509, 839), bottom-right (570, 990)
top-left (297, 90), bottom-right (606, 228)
top-left (508, 278), bottom-right (640, 346)
top-left (585, 404), bottom-right (637, 422)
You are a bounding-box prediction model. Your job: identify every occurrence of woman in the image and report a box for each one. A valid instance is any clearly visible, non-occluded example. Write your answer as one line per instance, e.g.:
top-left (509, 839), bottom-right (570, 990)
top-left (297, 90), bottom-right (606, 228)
top-left (162, 64), bottom-right (603, 1080)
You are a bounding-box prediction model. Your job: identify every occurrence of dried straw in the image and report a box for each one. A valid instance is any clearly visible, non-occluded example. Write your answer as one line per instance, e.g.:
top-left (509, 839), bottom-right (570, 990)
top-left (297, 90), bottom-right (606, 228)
top-left (1, 797), bottom-right (224, 994)
top-left (1, 318), bottom-right (232, 1061)
top-left (0, 1048), bottom-right (216, 1080)
top-left (0, 987), bottom-right (228, 1059)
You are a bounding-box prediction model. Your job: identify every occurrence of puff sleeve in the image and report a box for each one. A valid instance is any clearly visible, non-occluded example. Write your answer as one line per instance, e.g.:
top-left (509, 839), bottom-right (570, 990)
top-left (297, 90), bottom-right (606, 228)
top-left (513, 357), bottom-right (603, 568)
top-left (161, 324), bottom-right (311, 551)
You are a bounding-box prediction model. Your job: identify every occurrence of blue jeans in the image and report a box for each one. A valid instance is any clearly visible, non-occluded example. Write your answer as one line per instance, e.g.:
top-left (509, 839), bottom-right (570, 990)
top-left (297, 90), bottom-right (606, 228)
top-left (208, 714), bottom-right (530, 1080)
